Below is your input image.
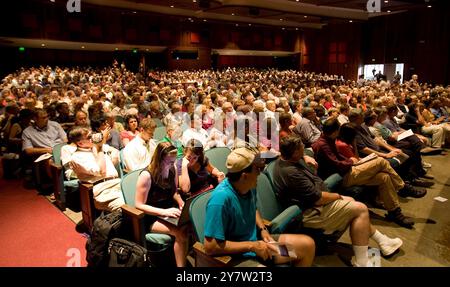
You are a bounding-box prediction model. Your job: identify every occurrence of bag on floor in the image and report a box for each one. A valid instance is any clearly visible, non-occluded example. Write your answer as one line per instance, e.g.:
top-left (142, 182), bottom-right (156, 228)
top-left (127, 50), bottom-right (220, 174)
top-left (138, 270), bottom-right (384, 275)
top-left (86, 210), bottom-right (124, 267)
top-left (108, 238), bottom-right (148, 267)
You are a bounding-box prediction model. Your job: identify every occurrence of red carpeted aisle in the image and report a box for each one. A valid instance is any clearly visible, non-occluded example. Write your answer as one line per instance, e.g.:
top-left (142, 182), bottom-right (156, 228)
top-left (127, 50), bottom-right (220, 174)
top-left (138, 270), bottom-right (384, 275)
top-left (0, 179), bottom-right (87, 267)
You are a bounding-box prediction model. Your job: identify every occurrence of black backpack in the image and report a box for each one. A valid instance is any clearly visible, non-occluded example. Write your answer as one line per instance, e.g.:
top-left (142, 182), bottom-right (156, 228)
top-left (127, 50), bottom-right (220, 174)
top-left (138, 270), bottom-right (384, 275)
top-left (86, 211), bottom-right (124, 267)
top-left (108, 238), bottom-right (148, 267)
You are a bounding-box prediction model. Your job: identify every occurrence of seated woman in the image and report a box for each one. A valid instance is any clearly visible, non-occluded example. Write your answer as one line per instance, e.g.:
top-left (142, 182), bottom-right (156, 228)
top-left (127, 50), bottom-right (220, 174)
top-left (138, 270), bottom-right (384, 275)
top-left (120, 114), bottom-right (139, 147)
top-left (135, 142), bottom-right (189, 267)
top-left (179, 139), bottom-right (225, 199)
top-left (336, 123), bottom-right (360, 159)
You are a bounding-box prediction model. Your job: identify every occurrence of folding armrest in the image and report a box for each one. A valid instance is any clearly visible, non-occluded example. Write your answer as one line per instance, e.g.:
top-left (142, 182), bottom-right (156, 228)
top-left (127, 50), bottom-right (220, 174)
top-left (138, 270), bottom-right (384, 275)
top-left (268, 205), bottom-right (302, 234)
top-left (121, 204), bottom-right (146, 247)
top-left (78, 181), bottom-right (100, 232)
top-left (193, 242), bottom-right (264, 267)
top-left (193, 242), bottom-right (233, 267)
top-left (49, 159), bottom-right (66, 210)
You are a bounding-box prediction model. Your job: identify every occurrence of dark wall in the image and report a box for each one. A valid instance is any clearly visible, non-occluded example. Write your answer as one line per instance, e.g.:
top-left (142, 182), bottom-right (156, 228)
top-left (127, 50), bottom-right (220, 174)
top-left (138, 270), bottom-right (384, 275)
top-left (361, 5), bottom-right (450, 85)
top-left (0, 47), bottom-right (165, 79)
top-left (2, 0), bottom-right (449, 84)
top-left (302, 23), bottom-right (363, 81)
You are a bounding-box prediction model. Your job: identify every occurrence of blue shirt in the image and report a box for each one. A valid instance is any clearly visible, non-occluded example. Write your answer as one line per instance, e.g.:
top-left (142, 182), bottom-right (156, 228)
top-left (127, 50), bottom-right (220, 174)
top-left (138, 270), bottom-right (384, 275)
top-left (204, 178), bottom-right (257, 257)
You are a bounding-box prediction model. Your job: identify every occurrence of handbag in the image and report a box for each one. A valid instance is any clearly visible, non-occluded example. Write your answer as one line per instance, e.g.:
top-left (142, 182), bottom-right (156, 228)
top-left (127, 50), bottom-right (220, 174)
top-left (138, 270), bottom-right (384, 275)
top-left (108, 238), bottom-right (149, 267)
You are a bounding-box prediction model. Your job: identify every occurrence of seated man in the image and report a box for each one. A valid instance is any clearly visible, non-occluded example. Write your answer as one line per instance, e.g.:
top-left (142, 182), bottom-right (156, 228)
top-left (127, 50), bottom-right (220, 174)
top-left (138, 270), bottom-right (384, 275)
top-left (312, 118), bottom-right (418, 228)
top-left (69, 127), bottom-right (124, 212)
top-left (204, 147), bottom-right (316, 267)
top-left (273, 136), bottom-right (404, 266)
top-left (293, 107), bottom-right (322, 148)
top-left (122, 118), bottom-right (157, 172)
top-left (22, 108), bottom-right (67, 191)
top-left (349, 109), bottom-right (433, 188)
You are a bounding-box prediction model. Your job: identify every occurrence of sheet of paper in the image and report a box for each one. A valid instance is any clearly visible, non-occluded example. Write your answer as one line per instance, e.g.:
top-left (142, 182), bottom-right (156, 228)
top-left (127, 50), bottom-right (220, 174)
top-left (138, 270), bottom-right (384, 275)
top-left (355, 153), bottom-right (378, 166)
top-left (397, 129), bottom-right (414, 141)
top-left (434, 196), bottom-right (448, 203)
top-left (34, 153), bottom-right (52, 163)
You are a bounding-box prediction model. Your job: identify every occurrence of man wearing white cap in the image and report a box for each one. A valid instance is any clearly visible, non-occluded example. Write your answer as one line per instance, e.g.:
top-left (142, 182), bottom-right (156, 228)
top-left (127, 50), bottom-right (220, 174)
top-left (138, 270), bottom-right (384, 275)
top-left (203, 147), bottom-right (315, 266)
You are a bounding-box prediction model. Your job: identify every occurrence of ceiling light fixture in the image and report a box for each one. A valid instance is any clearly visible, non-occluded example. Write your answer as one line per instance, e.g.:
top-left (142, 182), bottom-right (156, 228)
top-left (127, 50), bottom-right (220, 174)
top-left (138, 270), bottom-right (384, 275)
top-left (170, 5), bottom-right (174, 8)
top-left (41, 44), bottom-right (46, 47)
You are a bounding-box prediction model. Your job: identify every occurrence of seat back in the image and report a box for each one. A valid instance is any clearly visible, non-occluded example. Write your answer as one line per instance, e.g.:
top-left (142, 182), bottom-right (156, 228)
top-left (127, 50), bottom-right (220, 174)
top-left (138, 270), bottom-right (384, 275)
top-left (263, 160), bottom-right (277, 185)
top-left (204, 147), bottom-right (231, 174)
top-left (118, 149), bottom-right (127, 178)
top-left (115, 115), bottom-right (125, 125)
top-left (153, 118), bottom-right (164, 128)
top-left (120, 169), bottom-right (144, 207)
top-left (256, 173), bottom-right (283, 221)
top-left (52, 142), bottom-right (67, 165)
top-left (153, 126), bottom-right (167, 142)
top-left (189, 190), bottom-right (213, 243)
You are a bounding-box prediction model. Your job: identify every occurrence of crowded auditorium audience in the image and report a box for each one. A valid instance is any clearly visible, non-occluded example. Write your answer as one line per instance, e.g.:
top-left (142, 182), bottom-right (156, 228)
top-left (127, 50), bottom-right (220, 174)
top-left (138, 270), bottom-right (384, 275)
top-left (1, 65), bottom-right (449, 267)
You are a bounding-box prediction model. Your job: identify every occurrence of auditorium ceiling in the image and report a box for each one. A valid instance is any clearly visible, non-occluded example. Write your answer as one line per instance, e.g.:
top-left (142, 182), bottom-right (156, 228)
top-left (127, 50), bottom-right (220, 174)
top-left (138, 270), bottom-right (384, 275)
top-left (80, 0), bottom-right (442, 29)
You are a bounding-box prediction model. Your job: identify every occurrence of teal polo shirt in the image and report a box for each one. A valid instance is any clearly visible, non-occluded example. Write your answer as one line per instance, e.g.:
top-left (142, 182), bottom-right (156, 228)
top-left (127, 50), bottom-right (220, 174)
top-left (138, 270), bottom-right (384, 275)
top-left (204, 178), bottom-right (257, 257)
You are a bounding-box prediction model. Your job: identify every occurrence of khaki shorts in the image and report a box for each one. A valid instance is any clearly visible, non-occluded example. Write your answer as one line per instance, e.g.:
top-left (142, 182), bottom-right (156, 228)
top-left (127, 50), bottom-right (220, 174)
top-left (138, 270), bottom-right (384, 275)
top-left (302, 199), bottom-right (354, 235)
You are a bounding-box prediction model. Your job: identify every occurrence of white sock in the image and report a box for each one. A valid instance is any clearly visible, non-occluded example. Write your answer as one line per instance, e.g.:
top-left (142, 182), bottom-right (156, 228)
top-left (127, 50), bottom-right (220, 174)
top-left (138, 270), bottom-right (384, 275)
top-left (353, 245), bottom-right (369, 267)
top-left (371, 230), bottom-right (388, 246)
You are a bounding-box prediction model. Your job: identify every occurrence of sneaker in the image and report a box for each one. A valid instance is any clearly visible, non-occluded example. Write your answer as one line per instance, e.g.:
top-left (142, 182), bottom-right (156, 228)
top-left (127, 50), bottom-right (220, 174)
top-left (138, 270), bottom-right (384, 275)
top-left (351, 257), bottom-right (372, 267)
top-left (386, 208), bottom-right (414, 229)
top-left (422, 162), bottom-right (432, 168)
top-left (410, 179), bottom-right (434, 188)
top-left (379, 238), bottom-right (403, 257)
top-left (398, 184), bottom-right (427, 198)
top-left (420, 174), bottom-right (434, 180)
top-left (351, 251), bottom-right (381, 267)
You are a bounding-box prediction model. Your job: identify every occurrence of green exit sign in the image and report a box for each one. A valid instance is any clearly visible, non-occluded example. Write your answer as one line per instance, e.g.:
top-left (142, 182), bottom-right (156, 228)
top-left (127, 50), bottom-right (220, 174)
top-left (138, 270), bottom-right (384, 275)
top-left (19, 47), bottom-right (25, 52)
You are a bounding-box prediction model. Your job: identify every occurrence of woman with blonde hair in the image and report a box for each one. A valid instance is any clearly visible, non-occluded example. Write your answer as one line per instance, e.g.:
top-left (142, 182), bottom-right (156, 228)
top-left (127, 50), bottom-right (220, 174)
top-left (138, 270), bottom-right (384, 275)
top-left (135, 142), bottom-right (189, 267)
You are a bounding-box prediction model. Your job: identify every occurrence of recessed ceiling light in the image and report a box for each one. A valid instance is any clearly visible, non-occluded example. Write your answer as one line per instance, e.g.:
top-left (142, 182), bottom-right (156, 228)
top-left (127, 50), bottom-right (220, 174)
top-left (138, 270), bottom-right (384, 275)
top-left (349, 20), bottom-right (353, 23)
top-left (280, 18), bottom-right (283, 21)
top-left (427, 5), bottom-right (432, 8)
top-left (236, 24), bottom-right (239, 27)
top-left (282, 27), bottom-right (285, 30)
top-left (296, 28), bottom-right (299, 30)
top-left (387, 10), bottom-right (391, 13)
top-left (132, 11), bottom-right (137, 14)
top-left (170, 5), bottom-right (174, 8)
top-left (41, 44), bottom-right (45, 47)
top-left (384, 0), bottom-right (389, 3)
top-left (304, 16), bottom-right (308, 18)
top-left (232, 13), bottom-right (235, 16)
top-left (146, 49), bottom-right (149, 52)
top-left (115, 48), bottom-right (118, 51)
top-left (193, 0), bottom-right (196, 2)
top-left (248, 23), bottom-right (252, 26)
top-left (203, 19), bottom-right (207, 22)
top-left (50, 0), bottom-right (55, 2)
top-left (81, 46), bottom-right (85, 49)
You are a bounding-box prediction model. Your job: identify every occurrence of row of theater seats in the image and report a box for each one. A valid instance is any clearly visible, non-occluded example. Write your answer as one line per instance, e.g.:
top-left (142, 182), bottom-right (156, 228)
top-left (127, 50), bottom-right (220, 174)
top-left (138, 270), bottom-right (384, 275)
top-left (49, 139), bottom-right (370, 266)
